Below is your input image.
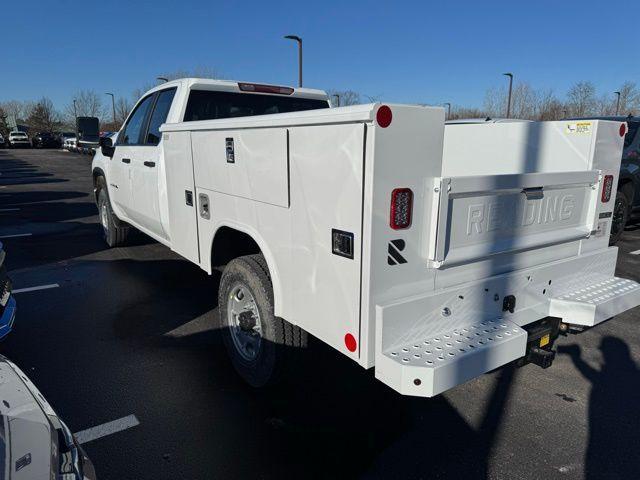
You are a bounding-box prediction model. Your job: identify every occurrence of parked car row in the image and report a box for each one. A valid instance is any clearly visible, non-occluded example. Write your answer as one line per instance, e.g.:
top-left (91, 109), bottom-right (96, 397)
top-left (0, 131), bottom-right (76, 149)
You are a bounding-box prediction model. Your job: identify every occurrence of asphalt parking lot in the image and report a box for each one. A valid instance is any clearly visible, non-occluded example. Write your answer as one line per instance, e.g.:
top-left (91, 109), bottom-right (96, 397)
top-left (1, 147), bottom-right (640, 480)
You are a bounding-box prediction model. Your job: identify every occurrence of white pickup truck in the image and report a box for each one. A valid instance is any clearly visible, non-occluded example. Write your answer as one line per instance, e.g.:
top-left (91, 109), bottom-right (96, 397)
top-left (92, 78), bottom-right (640, 397)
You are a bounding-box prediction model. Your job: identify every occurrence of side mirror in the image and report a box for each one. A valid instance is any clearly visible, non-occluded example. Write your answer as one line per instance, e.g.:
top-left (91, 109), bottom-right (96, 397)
top-left (100, 136), bottom-right (115, 157)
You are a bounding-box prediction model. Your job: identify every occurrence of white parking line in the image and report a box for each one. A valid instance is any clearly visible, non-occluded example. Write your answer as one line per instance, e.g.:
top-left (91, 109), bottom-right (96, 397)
top-left (630, 249), bottom-right (640, 255)
top-left (74, 414), bottom-right (140, 445)
top-left (12, 283), bottom-right (59, 294)
top-left (0, 208), bottom-right (19, 212)
top-left (0, 233), bottom-right (32, 239)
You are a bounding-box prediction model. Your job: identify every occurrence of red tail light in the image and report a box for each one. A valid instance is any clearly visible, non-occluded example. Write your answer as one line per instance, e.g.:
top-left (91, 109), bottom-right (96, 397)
top-left (390, 188), bottom-right (413, 229)
top-left (619, 123), bottom-right (627, 137)
top-left (377, 105), bottom-right (393, 128)
top-left (238, 83), bottom-right (294, 95)
top-left (602, 175), bottom-right (614, 202)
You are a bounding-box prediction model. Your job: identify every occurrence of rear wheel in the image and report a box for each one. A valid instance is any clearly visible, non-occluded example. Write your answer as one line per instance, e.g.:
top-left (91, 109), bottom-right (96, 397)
top-left (610, 189), bottom-right (630, 245)
top-left (96, 176), bottom-right (130, 247)
top-left (218, 254), bottom-right (307, 387)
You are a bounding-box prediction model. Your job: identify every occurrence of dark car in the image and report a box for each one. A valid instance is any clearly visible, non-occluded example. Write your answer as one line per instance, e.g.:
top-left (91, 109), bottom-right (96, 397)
top-left (567, 116), bottom-right (640, 244)
top-left (31, 132), bottom-right (62, 149)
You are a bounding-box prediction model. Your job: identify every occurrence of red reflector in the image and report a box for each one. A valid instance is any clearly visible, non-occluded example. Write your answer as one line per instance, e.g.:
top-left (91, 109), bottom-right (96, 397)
top-left (376, 105), bottom-right (392, 128)
top-left (390, 188), bottom-right (413, 229)
top-left (344, 333), bottom-right (357, 352)
top-left (238, 82), bottom-right (294, 95)
top-left (602, 175), bottom-right (614, 202)
top-left (620, 123), bottom-right (627, 137)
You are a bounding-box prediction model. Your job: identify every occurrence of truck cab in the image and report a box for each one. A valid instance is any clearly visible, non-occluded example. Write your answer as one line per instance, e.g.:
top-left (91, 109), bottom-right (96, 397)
top-left (92, 78), bottom-right (330, 245)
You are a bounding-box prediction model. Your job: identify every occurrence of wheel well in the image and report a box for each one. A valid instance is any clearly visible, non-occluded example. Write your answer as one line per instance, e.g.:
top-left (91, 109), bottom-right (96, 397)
top-left (92, 168), bottom-right (105, 201)
top-left (211, 227), bottom-right (262, 269)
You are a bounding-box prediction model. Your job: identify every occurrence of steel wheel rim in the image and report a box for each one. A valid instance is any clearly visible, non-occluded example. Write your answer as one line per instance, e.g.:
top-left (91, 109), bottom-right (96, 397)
top-left (227, 282), bottom-right (262, 362)
top-left (99, 195), bottom-right (109, 234)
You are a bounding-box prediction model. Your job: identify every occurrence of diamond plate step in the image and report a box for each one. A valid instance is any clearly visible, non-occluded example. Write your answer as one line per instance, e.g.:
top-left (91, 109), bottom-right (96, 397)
top-left (377, 318), bottom-right (527, 397)
top-left (549, 276), bottom-right (640, 326)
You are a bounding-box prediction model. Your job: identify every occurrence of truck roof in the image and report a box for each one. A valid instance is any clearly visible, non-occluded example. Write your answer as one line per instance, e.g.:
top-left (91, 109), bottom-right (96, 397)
top-left (147, 77), bottom-right (329, 102)
top-left (446, 117), bottom-right (532, 125)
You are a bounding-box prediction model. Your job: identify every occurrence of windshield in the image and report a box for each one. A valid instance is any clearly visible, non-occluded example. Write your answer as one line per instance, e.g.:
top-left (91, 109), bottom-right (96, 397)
top-left (183, 90), bottom-right (329, 122)
top-left (11, 133), bottom-right (27, 137)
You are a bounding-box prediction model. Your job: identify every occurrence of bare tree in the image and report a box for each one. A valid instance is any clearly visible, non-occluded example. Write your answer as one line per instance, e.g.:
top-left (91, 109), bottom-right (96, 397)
top-left (0, 106), bottom-right (10, 137)
top-left (510, 82), bottom-right (538, 119)
top-left (448, 106), bottom-right (490, 120)
top-left (158, 66), bottom-right (223, 82)
top-left (484, 82), bottom-right (571, 120)
top-left (115, 97), bottom-right (132, 125)
top-left (65, 90), bottom-right (106, 124)
top-left (566, 81), bottom-right (597, 117)
top-left (483, 86), bottom-right (505, 117)
top-left (595, 93), bottom-right (615, 116)
top-left (133, 66), bottom-right (224, 102)
top-left (615, 82), bottom-right (640, 116)
top-left (326, 90), bottom-right (361, 106)
top-left (0, 100), bottom-right (28, 123)
top-left (26, 97), bottom-right (61, 132)
top-left (536, 89), bottom-right (565, 120)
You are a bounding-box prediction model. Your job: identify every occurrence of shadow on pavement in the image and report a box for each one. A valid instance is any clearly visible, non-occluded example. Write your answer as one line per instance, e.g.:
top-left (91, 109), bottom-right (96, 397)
top-left (97, 257), bottom-right (518, 479)
top-left (559, 339), bottom-right (640, 479)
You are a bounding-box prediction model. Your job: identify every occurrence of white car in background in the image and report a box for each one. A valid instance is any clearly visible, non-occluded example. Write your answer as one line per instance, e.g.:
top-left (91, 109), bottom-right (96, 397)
top-left (8, 131), bottom-right (30, 148)
top-left (64, 136), bottom-right (77, 151)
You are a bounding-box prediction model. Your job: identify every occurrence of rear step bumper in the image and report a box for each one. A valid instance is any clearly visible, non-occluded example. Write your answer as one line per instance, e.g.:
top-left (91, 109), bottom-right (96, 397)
top-left (549, 277), bottom-right (640, 327)
top-left (376, 318), bottom-right (527, 397)
top-left (374, 252), bottom-right (640, 397)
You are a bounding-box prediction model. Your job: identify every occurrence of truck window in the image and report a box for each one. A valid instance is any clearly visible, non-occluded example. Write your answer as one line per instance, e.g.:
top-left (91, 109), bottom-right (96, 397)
top-left (119, 94), bottom-right (155, 145)
top-left (183, 90), bottom-right (329, 122)
top-left (145, 88), bottom-right (177, 145)
top-left (624, 122), bottom-right (639, 149)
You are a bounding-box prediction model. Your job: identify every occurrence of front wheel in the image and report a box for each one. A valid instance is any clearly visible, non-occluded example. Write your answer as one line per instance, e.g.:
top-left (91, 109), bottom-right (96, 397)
top-left (96, 177), bottom-right (130, 247)
top-left (218, 254), bottom-right (307, 387)
top-left (610, 189), bottom-right (630, 245)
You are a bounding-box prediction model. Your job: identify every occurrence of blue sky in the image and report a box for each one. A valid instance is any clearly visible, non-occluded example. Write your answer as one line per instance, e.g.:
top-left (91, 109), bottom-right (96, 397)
top-left (2, 0), bottom-right (637, 110)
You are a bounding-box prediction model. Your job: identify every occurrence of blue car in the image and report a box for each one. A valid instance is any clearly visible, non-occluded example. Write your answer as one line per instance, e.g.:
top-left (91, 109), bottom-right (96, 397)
top-left (0, 242), bottom-right (16, 339)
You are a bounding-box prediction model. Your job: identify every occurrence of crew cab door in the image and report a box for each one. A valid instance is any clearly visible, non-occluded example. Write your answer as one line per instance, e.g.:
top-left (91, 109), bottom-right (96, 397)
top-left (129, 87), bottom-right (177, 239)
top-left (111, 93), bottom-right (156, 219)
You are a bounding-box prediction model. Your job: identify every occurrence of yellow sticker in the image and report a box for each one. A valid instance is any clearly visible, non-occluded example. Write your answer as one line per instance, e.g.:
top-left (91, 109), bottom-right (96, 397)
top-left (540, 334), bottom-right (550, 347)
top-left (566, 122), bottom-right (591, 135)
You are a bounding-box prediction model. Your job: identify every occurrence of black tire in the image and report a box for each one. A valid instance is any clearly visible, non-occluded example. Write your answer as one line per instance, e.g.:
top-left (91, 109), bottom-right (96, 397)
top-left (218, 254), bottom-right (307, 387)
top-left (96, 176), bottom-right (130, 247)
top-left (610, 189), bottom-right (631, 245)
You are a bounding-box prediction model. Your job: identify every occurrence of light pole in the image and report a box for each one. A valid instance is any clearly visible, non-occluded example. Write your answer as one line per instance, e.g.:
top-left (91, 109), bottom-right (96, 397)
top-left (333, 94), bottom-right (340, 107)
top-left (157, 77), bottom-right (168, 84)
top-left (614, 91), bottom-right (621, 116)
top-left (73, 99), bottom-right (77, 120)
top-left (443, 102), bottom-right (451, 120)
top-left (284, 35), bottom-right (302, 87)
top-left (105, 93), bottom-right (116, 127)
top-left (503, 72), bottom-right (513, 118)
